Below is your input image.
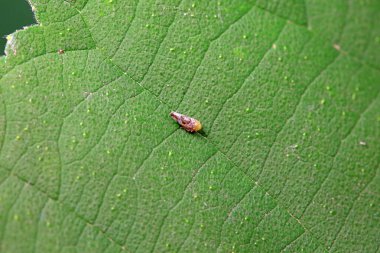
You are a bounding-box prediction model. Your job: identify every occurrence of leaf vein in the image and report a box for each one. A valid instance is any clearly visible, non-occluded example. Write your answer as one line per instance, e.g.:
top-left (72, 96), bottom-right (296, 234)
top-left (300, 73), bottom-right (380, 219)
top-left (177, 3), bottom-right (256, 108)
top-left (209, 21), bottom-right (287, 133)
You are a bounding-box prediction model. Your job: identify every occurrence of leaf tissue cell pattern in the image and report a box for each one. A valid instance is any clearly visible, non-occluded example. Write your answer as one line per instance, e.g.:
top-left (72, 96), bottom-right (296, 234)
top-left (0, 0), bottom-right (379, 252)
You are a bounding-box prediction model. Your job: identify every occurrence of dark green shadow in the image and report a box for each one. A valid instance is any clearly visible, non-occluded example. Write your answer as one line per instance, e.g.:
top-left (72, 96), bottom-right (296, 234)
top-left (0, 0), bottom-right (36, 55)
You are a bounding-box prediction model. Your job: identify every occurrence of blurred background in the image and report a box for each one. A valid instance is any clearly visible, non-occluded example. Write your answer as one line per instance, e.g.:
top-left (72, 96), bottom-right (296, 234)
top-left (0, 0), bottom-right (36, 55)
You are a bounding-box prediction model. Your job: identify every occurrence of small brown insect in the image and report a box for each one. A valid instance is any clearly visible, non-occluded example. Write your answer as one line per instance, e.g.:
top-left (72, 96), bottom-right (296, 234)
top-left (170, 112), bottom-right (202, 132)
top-left (58, 49), bottom-right (65, 54)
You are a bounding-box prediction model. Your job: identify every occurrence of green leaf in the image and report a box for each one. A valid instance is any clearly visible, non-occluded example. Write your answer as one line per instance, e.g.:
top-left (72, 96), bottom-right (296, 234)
top-left (0, 0), bottom-right (379, 252)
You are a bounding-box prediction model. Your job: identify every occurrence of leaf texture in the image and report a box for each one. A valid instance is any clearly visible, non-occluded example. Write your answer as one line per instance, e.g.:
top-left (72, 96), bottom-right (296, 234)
top-left (0, 0), bottom-right (379, 252)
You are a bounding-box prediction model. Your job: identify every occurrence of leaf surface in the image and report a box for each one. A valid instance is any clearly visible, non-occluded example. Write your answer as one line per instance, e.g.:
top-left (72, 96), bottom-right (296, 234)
top-left (0, 0), bottom-right (379, 252)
